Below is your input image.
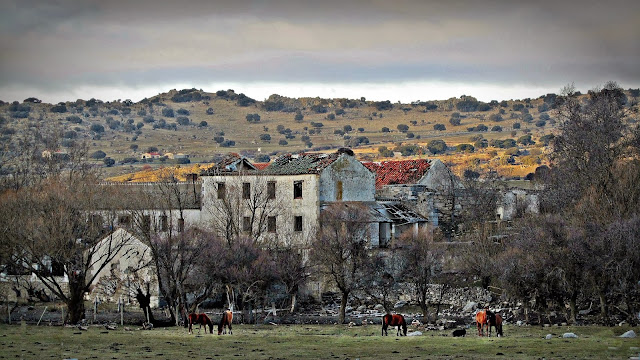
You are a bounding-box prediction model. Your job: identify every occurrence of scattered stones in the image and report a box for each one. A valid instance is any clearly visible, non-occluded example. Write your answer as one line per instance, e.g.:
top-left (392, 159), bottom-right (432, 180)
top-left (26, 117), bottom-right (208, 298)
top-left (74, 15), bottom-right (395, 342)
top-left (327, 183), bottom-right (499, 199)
top-left (374, 304), bottom-right (385, 311)
top-left (545, 334), bottom-right (553, 340)
top-left (407, 331), bottom-right (422, 336)
top-left (562, 332), bottom-right (578, 338)
top-left (462, 302), bottom-right (477, 312)
top-left (394, 301), bottom-right (407, 309)
top-left (619, 330), bottom-right (636, 338)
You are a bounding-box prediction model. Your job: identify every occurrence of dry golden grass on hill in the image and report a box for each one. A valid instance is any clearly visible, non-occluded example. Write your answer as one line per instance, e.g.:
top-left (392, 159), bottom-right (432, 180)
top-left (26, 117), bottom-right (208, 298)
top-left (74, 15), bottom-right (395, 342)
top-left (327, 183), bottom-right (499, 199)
top-left (1, 88), bottom-right (576, 180)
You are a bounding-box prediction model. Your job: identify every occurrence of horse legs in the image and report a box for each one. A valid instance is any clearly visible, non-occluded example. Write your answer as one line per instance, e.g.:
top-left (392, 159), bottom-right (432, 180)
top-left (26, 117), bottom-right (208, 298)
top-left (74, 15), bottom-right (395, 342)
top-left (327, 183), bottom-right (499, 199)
top-left (382, 324), bottom-right (388, 336)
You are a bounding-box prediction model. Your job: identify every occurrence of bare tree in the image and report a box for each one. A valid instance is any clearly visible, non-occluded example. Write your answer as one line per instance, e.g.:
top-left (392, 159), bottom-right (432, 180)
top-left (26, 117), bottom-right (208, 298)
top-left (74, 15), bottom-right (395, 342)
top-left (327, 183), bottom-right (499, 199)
top-left (207, 175), bottom-right (283, 246)
top-left (272, 245), bottom-right (310, 313)
top-left (396, 228), bottom-right (444, 320)
top-left (0, 176), bottom-right (130, 324)
top-left (310, 203), bottom-right (370, 324)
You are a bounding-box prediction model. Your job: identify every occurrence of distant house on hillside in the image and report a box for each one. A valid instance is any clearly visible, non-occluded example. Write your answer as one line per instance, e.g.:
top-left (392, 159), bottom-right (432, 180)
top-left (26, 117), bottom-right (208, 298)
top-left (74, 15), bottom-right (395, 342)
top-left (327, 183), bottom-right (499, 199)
top-left (141, 152), bottom-right (162, 160)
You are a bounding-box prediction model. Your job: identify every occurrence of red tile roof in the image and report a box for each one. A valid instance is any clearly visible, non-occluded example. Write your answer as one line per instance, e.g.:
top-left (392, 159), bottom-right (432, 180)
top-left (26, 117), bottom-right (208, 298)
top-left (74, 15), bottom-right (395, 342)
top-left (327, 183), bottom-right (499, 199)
top-left (363, 159), bottom-right (431, 189)
top-left (253, 163), bottom-right (270, 170)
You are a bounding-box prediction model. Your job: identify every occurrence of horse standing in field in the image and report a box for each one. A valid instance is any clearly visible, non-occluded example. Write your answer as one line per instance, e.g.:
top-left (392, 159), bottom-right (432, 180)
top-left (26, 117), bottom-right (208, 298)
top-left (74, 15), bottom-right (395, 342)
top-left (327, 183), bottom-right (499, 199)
top-left (488, 313), bottom-right (503, 337)
top-left (188, 313), bottom-right (213, 334)
top-left (218, 309), bottom-right (233, 335)
top-left (475, 310), bottom-right (488, 336)
top-left (382, 314), bottom-right (407, 336)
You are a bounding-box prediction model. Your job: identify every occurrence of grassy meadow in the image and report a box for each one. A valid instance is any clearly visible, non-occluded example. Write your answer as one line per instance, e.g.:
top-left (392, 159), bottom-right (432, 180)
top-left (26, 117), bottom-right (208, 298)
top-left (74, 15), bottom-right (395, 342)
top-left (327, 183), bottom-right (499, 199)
top-left (1, 323), bottom-right (638, 359)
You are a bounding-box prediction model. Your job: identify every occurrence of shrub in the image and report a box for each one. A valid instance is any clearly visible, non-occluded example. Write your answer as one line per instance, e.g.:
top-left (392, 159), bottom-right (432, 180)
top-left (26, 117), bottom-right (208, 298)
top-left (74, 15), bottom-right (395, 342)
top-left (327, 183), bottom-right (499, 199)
top-left (90, 150), bottom-right (107, 159)
top-left (374, 100), bottom-right (393, 111)
top-left (63, 130), bottom-right (77, 139)
top-left (108, 109), bottom-right (119, 115)
top-left (456, 98), bottom-right (479, 112)
top-left (474, 139), bottom-right (488, 148)
top-left (311, 122), bottom-right (324, 128)
top-left (491, 125), bottom-right (503, 132)
top-left (50, 104), bottom-right (67, 113)
top-left (143, 115), bottom-right (155, 123)
top-left (294, 112), bottom-right (304, 122)
top-left (427, 139), bottom-right (447, 154)
top-left (206, 107), bottom-right (215, 115)
top-left (278, 139), bottom-right (288, 146)
top-left (522, 114), bottom-right (534, 123)
top-left (177, 116), bottom-right (190, 126)
top-left (66, 115), bottom-right (82, 124)
top-left (477, 103), bottom-right (491, 111)
top-left (334, 129), bottom-right (345, 136)
top-left (162, 107), bottom-right (175, 117)
top-left (358, 127), bottom-right (365, 132)
top-left (311, 104), bottom-right (327, 113)
top-left (260, 134), bottom-right (271, 142)
top-left (327, 113), bottom-right (336, 120)
top-left (406, 132), bottom-right (415, 138)
top-left (343, 125), bottom-right (352, 132)
top-left (535, 120), bottom-right (546, 127)
top-left (395, 144), bottom-right (422, 156)
top-left (397, 124), bottom-right (409, 133)
top-left (90, 124), bottom-right (105, 133)
top-left (489, 113), bottom-right (503, 122)
top-left (517, 135), bottom-right (535, 145)
top-left (220, 140), bottom-right (236, 147)
top-left (513, 122), bottom-right (521, 129)
top-left (539, 134), bottom-right (555, 146)
top-left (246, 113), bottom-right (261, 123)
top-left (512, 103), bottom-right (525, 111)
top-left (433, 124), bottom-right (446, 131)
top-left (137, 109), bottom-right (147, 116)
top-left (539, 113), bottom-right (551, 120)
top-left (335, 108), bottom-right (345, 116)
top-left (103, 157), bottom-right (115, 167)
top-left (378, 146), bottom-right (394, 157)
top-left (381, 127), bottom-right (390, 133)
top-left (177, 108), bottom-right (190, 115)
top-left (199, 121), bottom-right (208, 127)
top-left (176, 158), bottom-right (191, 164)
top-left (214, 136), bottom-right (225, 143)
top-left (449, 116), bottom-right (461, 126)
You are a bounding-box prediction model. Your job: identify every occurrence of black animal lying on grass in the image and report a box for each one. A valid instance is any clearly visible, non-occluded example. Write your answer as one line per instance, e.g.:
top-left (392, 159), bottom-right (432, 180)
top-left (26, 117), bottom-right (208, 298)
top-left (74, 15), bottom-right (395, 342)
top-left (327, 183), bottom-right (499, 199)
top-left (452, 328), bottom-right (466, 337)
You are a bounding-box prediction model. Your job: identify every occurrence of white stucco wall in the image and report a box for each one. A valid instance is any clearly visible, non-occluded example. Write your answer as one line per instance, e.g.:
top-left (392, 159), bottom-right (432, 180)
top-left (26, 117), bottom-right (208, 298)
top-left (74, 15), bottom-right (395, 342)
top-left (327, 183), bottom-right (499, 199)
top-left (319, 155), bottom-right (375, 202)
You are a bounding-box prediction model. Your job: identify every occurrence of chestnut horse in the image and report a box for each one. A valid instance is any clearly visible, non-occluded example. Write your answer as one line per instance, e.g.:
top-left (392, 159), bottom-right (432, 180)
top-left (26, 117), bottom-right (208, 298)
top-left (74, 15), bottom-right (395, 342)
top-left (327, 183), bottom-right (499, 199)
top-left (475, 310), bottom-right (488, 336)
top-left (488, 313), bottom-right (503, 337)
top-left (188, 313), bottom-right (213, 334)
top-left (218, 310), bottom-right (233, 335)
top-left (382, 314), bottom-right (407, 336)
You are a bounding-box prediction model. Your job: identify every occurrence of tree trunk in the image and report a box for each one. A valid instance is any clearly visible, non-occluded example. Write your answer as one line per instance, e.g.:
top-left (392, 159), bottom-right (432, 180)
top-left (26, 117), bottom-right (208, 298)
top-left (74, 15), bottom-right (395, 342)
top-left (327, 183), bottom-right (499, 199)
top-left (66, 277), bottom-right (86, 324)
top-left (339, 292), bottom-right (348, 325)
top-left (136, 287), bottom-right (156, 325)
top-left (598, 290), bottom-right (607, 323)
top-left (289, 293), bottom-right (297, 313)
top-left (568, 291), bottom-right (578, 324)
top-left (418, 291), bottom-right (429, 322)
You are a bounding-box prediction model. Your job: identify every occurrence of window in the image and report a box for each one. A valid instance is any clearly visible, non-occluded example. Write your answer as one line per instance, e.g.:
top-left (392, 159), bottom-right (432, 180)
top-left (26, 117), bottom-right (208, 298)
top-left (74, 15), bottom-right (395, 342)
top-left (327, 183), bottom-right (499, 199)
top-left (160, 215), bottom-right (168, 231)
top-left (267, 181), bottom-right (276, 199)
top-left (336, 181), bottom-right (343, 201)
top-left (142, 215), bottom-right (151, 233)
top-left (243, 216), bottom-right (251, 232)
top-left (119, 215), bottom-right (131, 226)
top-left (293, 180), bottom-right (303, 199)
top-left (217, 182), bottom-right (225, 199)
top-left (243, 182), bottom-right (251, 199)
top-left (178, 218), bottom-right (185, 232)
top-left (268, 216), bottom-right (277, 232)
top-left (294, 216), bottom-right (303, 232)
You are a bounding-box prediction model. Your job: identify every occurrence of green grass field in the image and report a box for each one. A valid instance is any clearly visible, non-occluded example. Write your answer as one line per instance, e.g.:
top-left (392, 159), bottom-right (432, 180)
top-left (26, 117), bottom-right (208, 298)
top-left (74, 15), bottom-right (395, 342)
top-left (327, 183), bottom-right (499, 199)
top-left (1, 324), bottom-right (638, 359)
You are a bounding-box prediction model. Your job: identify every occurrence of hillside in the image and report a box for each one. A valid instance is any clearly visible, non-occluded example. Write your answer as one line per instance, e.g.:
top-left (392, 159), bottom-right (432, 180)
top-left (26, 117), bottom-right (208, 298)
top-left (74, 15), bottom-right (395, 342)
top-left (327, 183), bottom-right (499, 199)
top-left (2, 88), bottom-right (637, 180)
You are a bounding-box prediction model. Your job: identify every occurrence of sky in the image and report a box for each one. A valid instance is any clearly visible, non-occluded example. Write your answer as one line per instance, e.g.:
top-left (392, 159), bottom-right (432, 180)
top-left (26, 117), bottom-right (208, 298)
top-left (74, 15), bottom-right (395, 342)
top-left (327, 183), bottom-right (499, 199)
top-left (1, 0), bottom-right (639, 104)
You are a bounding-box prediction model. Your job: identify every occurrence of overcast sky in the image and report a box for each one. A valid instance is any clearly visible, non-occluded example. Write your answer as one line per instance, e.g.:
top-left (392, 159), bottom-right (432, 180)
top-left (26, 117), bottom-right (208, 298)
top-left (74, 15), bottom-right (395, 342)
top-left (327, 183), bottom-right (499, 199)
top-left (1, 0), bottom-right (639, 103)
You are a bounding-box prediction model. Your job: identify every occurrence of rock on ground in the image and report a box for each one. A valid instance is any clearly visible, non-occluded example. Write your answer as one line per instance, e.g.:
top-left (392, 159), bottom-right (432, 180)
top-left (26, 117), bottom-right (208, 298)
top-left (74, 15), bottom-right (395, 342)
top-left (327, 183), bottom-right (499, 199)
top-left (562, 332), bottom-right (578, 338)
top-left (619, 330), bottom-right (636, 338)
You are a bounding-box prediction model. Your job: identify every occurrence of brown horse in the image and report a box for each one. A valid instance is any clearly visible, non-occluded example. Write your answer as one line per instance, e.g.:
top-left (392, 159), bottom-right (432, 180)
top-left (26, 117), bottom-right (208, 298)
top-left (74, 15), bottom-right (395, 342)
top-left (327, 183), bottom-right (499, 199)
top-left (218, 310), bottom-right (233, 335)
top-left (475, 310), bottom-right (488, 336)
top-left (488, 313), bottom-right (503, 337)
top-left (382, 314), bottom-right (407, 336)
top-left (188, 313), bottom-right (213, 334)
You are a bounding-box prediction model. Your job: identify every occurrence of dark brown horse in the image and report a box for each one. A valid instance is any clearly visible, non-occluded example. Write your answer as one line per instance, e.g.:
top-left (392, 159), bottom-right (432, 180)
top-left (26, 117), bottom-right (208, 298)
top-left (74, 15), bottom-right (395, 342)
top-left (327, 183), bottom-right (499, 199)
top-left (382, 314), bottom-right (407, 336)
top-left (188, 313), bottom-right (213, 334)
top-left (488, 313), bottom-right (503, 337)
top-left (218, 310), bottom-right (233, 335)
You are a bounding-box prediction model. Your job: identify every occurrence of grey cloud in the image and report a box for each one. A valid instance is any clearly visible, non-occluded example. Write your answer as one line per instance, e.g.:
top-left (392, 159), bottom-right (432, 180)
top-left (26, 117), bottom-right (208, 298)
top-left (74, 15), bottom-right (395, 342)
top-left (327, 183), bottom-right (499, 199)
top-left (1, 0), bottom-right (639, 100)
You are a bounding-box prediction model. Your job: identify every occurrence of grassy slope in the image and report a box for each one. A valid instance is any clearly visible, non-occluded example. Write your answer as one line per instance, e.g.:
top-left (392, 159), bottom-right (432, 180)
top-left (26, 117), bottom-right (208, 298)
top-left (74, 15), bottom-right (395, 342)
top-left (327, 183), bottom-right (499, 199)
top-left (1, 89), bottom-right (581, 180)
top-left (0, 324), bottom-right (638, 359)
